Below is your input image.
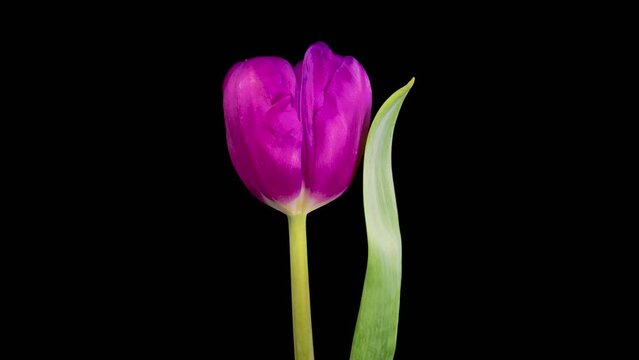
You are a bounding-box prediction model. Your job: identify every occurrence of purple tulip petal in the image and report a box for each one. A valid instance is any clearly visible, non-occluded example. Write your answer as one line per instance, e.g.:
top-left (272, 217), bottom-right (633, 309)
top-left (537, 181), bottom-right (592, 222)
top-left (223, 57), bottom-right (303, 204)
top-left (298, 42), bottom-right (372, 204)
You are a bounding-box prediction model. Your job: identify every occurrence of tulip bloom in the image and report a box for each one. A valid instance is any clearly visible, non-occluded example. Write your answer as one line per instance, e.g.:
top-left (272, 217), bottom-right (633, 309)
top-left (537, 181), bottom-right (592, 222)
top-left (223, 42), bottom-right (372, 215)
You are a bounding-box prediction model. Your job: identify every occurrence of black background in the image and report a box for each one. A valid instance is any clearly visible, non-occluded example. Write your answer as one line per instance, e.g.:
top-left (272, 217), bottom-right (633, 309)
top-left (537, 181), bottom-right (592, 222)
top-left (44, 7), bottom-right (580, 358)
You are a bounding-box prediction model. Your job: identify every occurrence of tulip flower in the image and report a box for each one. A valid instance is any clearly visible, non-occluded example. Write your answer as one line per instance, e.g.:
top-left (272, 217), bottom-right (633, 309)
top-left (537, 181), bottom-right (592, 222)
top-left (223, 42), bottom-right (371, 215)
top-left (223, 42), bottom-right (371, 360)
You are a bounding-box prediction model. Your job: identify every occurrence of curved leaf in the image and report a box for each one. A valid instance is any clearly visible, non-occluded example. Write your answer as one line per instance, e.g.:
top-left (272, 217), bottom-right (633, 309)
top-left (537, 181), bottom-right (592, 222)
top-left (351, 78), bottom-right (414, 360)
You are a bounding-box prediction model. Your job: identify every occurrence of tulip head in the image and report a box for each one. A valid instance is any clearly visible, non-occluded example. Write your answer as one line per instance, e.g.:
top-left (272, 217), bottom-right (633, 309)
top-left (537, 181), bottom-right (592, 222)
top-left (223, 42), bottom-right (372, 215)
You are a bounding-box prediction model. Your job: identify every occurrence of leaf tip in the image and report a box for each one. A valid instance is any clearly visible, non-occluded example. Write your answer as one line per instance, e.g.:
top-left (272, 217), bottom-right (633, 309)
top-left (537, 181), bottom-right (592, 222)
top-left (393, 77), bottom-right (415, 98)
top-left (408, 76), bottom-right (415, 86)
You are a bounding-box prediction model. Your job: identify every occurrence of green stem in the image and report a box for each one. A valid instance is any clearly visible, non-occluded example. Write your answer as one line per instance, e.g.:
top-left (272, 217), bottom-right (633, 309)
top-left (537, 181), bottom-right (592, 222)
top-left (288, 213), bottom-right (314, 360)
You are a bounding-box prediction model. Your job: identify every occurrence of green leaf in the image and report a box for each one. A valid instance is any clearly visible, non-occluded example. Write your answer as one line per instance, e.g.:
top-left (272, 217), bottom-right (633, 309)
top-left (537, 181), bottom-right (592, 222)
top-left (351, 78), bottom-right (414, 360)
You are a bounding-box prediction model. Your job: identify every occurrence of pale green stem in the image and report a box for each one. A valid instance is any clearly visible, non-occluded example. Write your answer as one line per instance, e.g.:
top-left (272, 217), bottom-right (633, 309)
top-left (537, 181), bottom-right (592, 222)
top-left (288, 213), bottom-right (315, 360)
